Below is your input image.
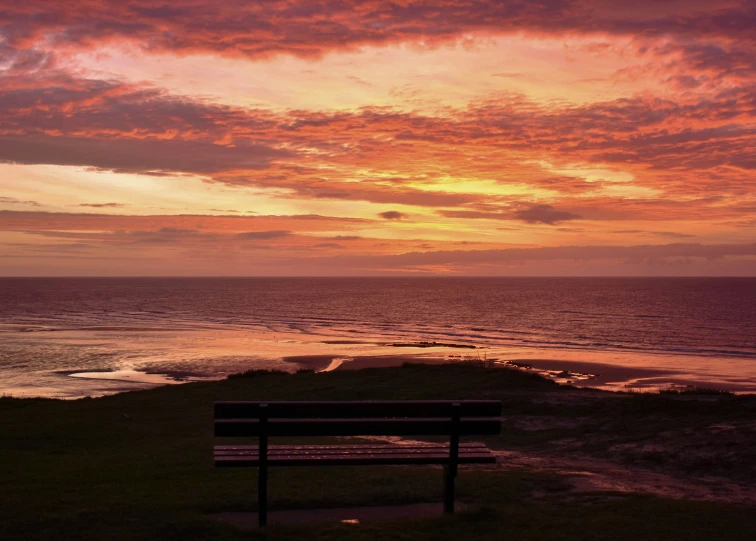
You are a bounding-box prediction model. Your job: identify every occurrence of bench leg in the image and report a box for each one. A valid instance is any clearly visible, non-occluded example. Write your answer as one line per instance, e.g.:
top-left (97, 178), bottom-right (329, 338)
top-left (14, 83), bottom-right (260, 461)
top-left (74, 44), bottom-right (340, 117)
top-left (258, 408), bottom-right (269, 528)
top-left (443, 465), bottom-right (455, 514)
top-left (258, 465), bottom-right (268, 527)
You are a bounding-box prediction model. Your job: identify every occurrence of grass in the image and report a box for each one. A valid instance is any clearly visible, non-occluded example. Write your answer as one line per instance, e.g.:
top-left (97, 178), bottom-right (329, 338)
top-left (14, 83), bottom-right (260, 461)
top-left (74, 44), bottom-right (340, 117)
top-left (659, 386), bottom-right (735, 396)
top-left (1, 363), bottom-right (754, 540)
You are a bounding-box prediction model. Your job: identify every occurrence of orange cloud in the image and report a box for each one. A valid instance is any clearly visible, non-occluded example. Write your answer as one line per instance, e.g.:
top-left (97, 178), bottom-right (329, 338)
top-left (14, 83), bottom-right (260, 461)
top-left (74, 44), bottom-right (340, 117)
top-left (2, 1), bottom-right (756, 275)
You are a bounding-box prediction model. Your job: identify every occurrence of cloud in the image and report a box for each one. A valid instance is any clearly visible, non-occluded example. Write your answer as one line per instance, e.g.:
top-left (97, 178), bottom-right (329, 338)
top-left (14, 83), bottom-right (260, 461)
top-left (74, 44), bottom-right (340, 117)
top-left (379, 211), bottom-right (409, 220)
top-left (112, 228), bottom-right (210, 244)
top-left (439, 204), bottom-right (582, 225)
top-left (307, 242), bottom-right (756, 271)
top-left (0, 196), bottom-right (40, 206)
top-left (614, 230), bottom-right (698, 239)
top-left (438, 210), bottom-right (510, 220)
top-left (0, 134), bottom-right (289, 175)
top-left (513, 204), bottom-right (582, 225)
top-left (5, 237), bottom-right (756, 276)
top-left (3, 1), bottom-right (756, 61)
top-left (78, 202), bottom-right (125, 208)
top-left (650, 231), bottom-right (698, 239)
top-left (237, 230), bottom-right (291, 240)
top-left (492, 72), bottom-right (524, 78)
top-left (1, 68), bottom-right (755, 216)
top-left (1, 1), bottom-right (756, 257)
top-left (0, 211), bottom-right (370, 232)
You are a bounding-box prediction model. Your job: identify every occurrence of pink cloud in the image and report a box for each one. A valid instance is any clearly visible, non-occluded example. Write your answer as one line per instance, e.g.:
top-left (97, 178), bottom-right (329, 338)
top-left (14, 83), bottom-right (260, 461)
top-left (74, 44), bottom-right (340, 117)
top-left (3, 1), bottom-right (756, 60)
top-left (0, 211), bottom-right (370, 233)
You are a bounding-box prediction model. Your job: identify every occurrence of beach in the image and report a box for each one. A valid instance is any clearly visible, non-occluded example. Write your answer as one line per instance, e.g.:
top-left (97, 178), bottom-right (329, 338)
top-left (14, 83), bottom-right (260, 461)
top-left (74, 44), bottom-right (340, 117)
top-left (2, 278), bottom-right (755, 398)
top-left (3, 326), bottom-right (755, 398)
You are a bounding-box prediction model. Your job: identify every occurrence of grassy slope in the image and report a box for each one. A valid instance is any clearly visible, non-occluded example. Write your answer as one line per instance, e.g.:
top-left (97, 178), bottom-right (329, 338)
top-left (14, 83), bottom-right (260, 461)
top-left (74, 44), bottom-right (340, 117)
top-left (1, 364), bottom-right (754, 541)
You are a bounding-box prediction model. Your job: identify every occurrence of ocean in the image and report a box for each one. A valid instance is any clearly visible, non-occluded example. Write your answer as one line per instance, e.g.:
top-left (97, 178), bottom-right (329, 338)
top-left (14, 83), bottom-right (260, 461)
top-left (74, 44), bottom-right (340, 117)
top-left (1, 277), bottom-right (755, 397)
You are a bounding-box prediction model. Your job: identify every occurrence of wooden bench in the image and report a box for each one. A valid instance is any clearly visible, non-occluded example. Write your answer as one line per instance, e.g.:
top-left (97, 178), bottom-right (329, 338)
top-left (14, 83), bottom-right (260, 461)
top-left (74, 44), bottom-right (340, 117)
top-left (214, 400), bottom-right (501, 526)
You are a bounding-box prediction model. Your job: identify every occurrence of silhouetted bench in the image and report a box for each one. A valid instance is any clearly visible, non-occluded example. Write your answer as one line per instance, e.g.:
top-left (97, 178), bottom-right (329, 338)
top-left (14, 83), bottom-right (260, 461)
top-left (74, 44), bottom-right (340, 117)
top-left (214, 400), bottom-right (502, 527)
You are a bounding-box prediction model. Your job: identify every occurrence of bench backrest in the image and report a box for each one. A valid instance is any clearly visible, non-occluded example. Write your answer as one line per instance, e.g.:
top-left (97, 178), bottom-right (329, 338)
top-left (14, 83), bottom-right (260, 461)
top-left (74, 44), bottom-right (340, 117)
top-left (214, 400), bottom-right (502, 437)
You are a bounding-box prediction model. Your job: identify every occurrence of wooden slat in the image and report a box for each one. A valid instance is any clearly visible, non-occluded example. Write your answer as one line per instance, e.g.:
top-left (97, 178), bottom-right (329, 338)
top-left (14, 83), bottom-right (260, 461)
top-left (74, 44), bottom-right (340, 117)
top-left (214, 443), bottom-right (495, 466)
top-left (214, 448), bottom-right (493, 457)
top-left (214, 400), bottom-right (502, 420)
top-left (215, 453), bottom-right (495, 462)
top-left (215, 452), bottom-right (496, 467)
top-left (215, 448), bottom-right (488, 457)
top-left (214, 442), bottom-right (489, 452)
top-left (214, 417), bottom-right (501, 437)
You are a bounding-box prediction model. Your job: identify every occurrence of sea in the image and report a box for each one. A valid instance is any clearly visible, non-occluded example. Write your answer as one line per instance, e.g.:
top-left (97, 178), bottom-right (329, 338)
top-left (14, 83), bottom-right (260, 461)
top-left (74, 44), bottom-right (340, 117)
top-left (1, 277), bottom-right (755, 398)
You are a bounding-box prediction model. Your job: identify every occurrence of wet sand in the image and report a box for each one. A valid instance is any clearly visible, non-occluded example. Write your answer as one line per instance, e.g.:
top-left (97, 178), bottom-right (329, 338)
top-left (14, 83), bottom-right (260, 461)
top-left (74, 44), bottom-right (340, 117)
top-left (500, 358), bottom-right (752, 392)
top-left (281, 355), bottom-right (341, 371)
top-left (6, 317), bottom-right (754, 397)
top-left (281, 353), bottom-right (748, 393)
top-left (28, 325), bottom-right (752, 397)
top-left (505, 359), bottom-right (675, 382)
top-left (58, 368), bottom-right (211, 385)
top-left (56, 351), bottom-right (752, 397)
top-left (337, 355), bottom-right (450, 370)
top-left (282, 353), bottom-right (449, 372)
top-left (500, 358), bottom-right (680, 390)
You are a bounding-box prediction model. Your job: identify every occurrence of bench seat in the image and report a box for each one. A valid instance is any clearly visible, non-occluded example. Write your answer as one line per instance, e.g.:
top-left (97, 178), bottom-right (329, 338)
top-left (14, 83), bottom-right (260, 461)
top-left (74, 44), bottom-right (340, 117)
top-left (213, 400), bottom-right (502, 526)
top-left (215, 442), bottom-right (496, 467)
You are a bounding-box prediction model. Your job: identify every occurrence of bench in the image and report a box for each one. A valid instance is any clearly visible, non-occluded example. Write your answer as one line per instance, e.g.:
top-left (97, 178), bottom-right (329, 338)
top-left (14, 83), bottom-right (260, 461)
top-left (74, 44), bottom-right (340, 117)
top-left (214, 400), bottom-right (502, 527)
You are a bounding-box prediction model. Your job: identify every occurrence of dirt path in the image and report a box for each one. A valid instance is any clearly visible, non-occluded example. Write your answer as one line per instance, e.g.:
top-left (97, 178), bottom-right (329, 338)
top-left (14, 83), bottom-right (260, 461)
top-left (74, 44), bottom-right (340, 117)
top-left (493, 449), bottom-right (756, 505)
top-left (359, 435), bottom-right (756, 506)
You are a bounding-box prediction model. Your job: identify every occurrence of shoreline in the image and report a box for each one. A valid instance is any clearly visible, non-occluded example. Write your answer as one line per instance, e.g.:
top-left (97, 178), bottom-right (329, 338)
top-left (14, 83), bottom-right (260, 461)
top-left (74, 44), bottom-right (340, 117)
top-left (3, 329), bottom-right (755, 399)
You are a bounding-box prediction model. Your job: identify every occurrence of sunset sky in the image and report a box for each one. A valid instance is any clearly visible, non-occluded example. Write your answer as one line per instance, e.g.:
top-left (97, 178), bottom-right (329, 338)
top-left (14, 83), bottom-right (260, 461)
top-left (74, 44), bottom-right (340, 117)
top-left (1, 0), bottom-right (755, 276)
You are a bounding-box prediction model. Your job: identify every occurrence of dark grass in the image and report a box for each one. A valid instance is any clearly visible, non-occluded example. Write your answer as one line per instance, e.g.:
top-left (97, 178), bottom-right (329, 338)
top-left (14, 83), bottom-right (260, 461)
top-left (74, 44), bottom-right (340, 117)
top-left (1, 364), bottom-right (754, 540)
top-left (659, 387), bottom-right (735, 396)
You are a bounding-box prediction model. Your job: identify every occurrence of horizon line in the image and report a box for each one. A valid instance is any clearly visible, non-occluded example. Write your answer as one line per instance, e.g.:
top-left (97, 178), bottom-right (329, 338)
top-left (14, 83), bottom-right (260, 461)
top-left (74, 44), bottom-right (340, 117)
top-left (2, 275), bottom-right (755, 279)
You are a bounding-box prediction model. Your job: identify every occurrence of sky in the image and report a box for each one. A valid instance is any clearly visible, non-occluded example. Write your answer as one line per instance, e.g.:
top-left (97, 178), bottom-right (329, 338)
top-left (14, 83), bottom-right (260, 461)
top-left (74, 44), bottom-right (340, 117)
top-left (1, 0), bottom-right (755, 276)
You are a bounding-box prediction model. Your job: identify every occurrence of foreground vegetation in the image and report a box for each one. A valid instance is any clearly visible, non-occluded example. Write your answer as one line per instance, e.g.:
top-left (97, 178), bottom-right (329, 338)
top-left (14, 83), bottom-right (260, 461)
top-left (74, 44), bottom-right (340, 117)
top-left (1, 364), bottom-right (754, 540)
